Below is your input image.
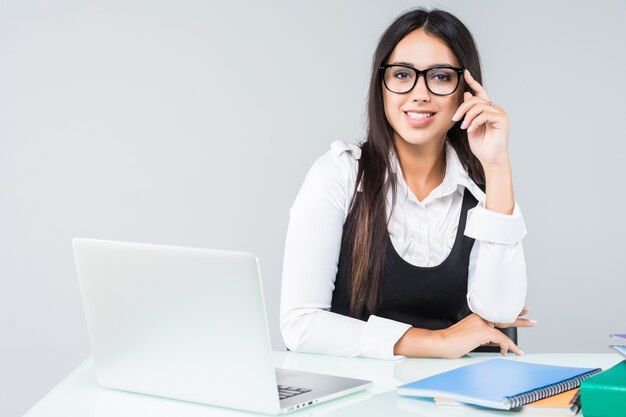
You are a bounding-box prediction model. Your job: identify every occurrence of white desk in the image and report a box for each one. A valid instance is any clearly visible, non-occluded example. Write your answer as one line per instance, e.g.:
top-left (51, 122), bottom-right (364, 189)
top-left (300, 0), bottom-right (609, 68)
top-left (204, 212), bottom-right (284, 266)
top-left (23, 352), bottom-right (622, 417)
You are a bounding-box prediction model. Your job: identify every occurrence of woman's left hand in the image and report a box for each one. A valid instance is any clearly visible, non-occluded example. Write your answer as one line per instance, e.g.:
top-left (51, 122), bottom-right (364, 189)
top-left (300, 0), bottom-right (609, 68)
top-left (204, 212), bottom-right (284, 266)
top-left (452, 69), bottom-right (510, 168)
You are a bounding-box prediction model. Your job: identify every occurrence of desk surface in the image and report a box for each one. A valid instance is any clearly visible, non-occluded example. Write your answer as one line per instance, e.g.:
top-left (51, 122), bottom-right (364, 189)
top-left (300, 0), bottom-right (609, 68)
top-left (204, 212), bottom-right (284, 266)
top-left (24, 352), bottom-right (622, 417)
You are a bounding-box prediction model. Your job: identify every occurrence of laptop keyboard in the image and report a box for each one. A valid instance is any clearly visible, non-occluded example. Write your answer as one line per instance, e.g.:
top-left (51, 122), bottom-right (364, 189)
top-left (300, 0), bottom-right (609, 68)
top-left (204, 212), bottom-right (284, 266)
top-left (277, 385), bottom-right (311, 400)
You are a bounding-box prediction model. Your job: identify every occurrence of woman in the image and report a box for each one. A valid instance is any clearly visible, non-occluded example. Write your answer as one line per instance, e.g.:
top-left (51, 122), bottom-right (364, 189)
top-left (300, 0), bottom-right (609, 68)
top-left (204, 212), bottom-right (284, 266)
top-left (280, 8), bottom-right (536, 360)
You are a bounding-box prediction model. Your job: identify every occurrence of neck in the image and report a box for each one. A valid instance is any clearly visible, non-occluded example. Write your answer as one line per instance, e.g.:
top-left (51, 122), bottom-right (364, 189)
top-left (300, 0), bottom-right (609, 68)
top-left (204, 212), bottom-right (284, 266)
top-left (393, 135), bottom-right (447, 189)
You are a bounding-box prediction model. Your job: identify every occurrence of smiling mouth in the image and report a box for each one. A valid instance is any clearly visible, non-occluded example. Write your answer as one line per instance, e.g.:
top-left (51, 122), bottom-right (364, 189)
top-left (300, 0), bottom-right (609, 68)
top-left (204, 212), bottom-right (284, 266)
top-left (405, 111), bottom-right (436, 121)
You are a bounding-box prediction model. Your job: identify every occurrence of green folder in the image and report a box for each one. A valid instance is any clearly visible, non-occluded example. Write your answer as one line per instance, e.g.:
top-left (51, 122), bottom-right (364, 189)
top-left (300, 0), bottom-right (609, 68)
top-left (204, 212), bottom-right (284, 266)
top-left (580, 360), bottom-right (626, 417)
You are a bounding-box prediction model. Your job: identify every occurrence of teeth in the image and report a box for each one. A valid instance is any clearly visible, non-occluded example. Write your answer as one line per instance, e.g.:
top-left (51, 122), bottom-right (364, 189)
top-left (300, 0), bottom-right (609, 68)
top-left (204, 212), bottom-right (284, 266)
top-left (406, 112), bottom-right (433, 120)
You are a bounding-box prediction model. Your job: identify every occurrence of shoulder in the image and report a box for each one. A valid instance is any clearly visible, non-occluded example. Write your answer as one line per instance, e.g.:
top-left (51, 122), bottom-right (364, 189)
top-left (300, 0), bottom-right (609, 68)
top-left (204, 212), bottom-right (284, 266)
top-left (313, 139), bottom-right (360, 170)
top-left (305, 140), bottom-right (360, 187)
top-left (329, 140), bottom-right (362, 160)
top-left (295, 140), bottom-right (361, 216)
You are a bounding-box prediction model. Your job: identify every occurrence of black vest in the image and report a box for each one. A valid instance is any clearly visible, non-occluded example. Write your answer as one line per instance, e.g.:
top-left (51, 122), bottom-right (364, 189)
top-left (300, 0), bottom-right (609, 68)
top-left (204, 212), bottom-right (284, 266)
top-left (331, 188), bottom-right (476, 329)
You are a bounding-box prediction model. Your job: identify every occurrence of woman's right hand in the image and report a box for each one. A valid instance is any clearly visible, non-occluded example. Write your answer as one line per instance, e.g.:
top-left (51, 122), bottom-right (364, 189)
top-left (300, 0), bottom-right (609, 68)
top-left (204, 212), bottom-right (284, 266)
top-left (435, 311), bottom-right (536, 359)
top-left (393, 309), bottom-right (536, 358)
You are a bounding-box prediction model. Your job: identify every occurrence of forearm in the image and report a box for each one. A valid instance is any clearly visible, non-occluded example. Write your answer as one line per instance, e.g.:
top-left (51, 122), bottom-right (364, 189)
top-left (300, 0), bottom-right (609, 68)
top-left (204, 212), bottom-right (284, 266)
top-left (483, 163), bottom-right (514, 215)
top-left (281, 309), bottom-right (366, 357)
top-left (466, 242), bottom-right (527, 323)
top-left (393, 327), bottom-right (442, 357)
top-left (282, 310), bottom-right (412, 359)
top-left (394, 314), bottom-right (526, 359)
top-left (464, 168), bottom-right (528, 323)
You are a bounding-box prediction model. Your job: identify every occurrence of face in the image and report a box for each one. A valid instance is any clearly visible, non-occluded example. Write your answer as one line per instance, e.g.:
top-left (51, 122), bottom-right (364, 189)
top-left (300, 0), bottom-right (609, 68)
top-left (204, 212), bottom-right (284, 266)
top-left (382, 28), bottom-right (464, 148)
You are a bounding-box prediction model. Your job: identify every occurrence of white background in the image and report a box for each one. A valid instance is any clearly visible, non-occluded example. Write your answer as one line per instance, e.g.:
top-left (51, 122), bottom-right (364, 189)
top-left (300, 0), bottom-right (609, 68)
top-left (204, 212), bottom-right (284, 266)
top-left (2, 1), bottom-right (625, 415)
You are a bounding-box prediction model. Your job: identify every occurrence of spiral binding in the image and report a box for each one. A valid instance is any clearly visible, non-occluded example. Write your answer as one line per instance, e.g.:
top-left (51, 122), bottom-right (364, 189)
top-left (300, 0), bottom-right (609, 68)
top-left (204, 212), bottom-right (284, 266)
top-left (506, 368), bottom-right (602, 409)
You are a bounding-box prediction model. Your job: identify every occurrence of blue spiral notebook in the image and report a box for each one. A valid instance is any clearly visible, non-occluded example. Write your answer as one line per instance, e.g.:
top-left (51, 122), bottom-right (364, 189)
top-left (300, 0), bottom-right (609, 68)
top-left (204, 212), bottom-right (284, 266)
top-left (397, 359), bottom-right (601, 410)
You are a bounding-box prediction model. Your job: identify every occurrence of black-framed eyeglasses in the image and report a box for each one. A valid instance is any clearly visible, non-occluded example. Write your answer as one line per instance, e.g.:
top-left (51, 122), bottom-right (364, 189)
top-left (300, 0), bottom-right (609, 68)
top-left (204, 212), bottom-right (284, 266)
top-left (379, 64), bottom-right (464, 96)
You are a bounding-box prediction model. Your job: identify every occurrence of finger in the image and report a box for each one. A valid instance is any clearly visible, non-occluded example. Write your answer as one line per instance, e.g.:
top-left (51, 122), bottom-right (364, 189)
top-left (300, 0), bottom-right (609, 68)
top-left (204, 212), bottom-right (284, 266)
top-left (491, 331), bottom-right (524, 356)
top-left (460, 102), bottom-right (498, 130)
top-left (463, 69), bottom-right (490, 101)
top-left (465, 112), bottom-right (491, 134)
top-left (508, 340), bottom-right (524, 356)
top-left (518, 308), bottom-right (529, 317)
top-left (491, 332), bottom-right (510, 356)
top-left (495, 318), bottom-right (538, 329)
top-left (466, 110), bottom-right (506, 133)
top-left (452, 93), bottom-right (484, 122)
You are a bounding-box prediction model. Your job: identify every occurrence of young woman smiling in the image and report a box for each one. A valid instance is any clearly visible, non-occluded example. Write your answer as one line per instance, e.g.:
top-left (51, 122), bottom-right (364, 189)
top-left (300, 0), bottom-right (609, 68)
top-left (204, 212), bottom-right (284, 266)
top-left (280, 8), bottom-right (536, 360)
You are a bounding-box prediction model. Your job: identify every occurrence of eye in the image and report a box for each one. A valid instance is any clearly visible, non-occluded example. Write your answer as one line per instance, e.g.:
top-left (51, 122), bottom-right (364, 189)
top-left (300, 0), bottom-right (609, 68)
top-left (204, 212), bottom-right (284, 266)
top-left (392, 70), bottom-right (413, 80)
top-left (428, 68), bottom-right (456, 83)
top-left (430, 73), bottom-right (452, 82)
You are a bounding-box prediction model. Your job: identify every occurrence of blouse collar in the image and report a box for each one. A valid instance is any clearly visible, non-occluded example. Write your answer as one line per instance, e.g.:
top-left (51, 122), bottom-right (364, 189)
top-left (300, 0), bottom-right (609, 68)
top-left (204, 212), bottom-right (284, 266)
top-left (389, 138), bottom-right (486, 205)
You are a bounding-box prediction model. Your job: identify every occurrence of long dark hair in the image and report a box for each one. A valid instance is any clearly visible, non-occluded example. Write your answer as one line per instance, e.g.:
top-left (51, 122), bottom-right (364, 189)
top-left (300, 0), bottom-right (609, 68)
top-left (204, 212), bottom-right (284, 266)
top-left (345, 8), bottom-right (486, 317)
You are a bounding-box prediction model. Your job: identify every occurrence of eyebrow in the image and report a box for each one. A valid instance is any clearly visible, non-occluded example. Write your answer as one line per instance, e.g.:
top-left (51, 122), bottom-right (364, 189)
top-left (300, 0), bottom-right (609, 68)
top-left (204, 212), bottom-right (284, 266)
top-left (390, 61), bottom-right (456, 68)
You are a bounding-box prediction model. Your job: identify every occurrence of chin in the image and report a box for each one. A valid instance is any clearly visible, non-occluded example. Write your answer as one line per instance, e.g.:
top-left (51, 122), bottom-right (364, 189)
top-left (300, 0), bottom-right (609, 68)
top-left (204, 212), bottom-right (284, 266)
top-left (395, 130), bottom-right (443, 147)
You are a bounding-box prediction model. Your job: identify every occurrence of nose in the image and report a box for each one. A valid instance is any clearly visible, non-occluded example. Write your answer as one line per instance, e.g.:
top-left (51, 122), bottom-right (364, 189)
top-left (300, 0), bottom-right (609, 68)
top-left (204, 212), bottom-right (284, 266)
top-left (410, 74), bottom-right (431, 102)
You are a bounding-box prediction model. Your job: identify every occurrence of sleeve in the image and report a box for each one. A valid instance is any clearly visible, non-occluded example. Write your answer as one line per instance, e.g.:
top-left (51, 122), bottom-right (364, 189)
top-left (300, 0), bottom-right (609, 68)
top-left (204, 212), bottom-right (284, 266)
top-left (279, 141), bottom-right (411, 360)
top-left (464, 201), bottom-right (528, 324)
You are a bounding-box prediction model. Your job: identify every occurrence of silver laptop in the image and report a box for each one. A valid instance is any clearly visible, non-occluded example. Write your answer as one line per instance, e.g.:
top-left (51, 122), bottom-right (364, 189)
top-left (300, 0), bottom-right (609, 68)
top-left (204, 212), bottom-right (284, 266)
top-left (72, 238), bottom-right (371, 414)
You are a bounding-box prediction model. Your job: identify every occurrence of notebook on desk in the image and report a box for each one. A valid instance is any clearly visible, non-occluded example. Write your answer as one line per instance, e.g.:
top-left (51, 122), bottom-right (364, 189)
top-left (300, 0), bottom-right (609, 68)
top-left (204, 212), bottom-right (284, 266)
top-left (73, 238), bottom-right (371, 415)
top-left (436, 388), bottom-right (581, 415)
top-left (609, 334), bottom-right (626, 359)
top-left (610, 345), bottom-right (626, 359)
top-left (397, 358), bottom-right (601, 410)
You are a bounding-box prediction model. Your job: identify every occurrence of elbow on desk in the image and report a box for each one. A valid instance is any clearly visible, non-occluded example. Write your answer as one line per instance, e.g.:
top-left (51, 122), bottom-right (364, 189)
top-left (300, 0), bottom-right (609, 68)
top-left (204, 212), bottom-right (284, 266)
top-left (467, 273), bottom-right (527, 324)
top-left (467, 294), bottom-right (525, 325)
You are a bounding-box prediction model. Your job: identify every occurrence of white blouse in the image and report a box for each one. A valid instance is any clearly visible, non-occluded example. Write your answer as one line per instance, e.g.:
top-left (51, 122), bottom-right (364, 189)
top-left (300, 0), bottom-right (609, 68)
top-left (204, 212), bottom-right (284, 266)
top-left (280, 139), bottom-right (527, 360)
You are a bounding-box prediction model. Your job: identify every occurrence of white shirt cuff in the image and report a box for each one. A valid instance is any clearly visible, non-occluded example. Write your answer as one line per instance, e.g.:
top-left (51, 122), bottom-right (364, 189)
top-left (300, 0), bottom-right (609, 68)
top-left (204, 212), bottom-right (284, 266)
top-left (360, 315), bottom-right (412, 360)
top-left (464, 201), bottom-right (527, 244)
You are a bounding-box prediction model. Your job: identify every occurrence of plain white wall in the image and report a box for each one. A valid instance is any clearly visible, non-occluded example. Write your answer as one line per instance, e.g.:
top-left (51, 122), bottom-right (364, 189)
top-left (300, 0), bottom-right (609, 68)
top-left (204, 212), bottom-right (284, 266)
top-left (2, 0), bottom-right (625, 415)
